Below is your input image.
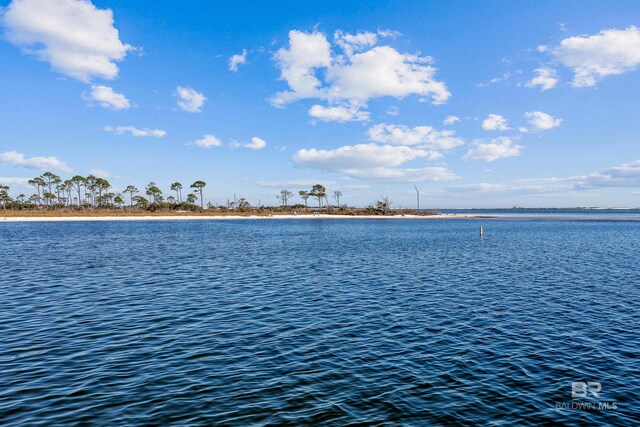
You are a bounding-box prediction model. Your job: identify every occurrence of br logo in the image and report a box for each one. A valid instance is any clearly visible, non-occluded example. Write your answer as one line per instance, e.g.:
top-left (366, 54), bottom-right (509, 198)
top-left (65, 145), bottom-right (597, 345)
top-left (571, 382), bottom-right (601, 398)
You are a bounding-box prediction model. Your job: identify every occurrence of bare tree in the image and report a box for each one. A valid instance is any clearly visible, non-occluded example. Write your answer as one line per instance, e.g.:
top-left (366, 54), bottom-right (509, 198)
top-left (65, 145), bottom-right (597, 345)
top-left (277, 189), bottom-right (293, 207)
top-left (333, 190), bottom-right (343, 206)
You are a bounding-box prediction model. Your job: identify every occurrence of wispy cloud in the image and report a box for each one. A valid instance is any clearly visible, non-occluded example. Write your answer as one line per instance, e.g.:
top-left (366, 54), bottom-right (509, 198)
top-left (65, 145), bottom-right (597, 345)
top-left (103, 126), bottom-right (166, 138)
top-left (229, 49), bottom-right (247, 72)
top-left (0, 150), bottom-right (71, 173)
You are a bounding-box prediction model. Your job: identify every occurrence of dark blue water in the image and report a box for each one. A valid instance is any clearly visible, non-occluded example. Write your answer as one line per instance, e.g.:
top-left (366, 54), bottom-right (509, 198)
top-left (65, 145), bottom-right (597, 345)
top-left (1, 219), bottom-right (639, 426)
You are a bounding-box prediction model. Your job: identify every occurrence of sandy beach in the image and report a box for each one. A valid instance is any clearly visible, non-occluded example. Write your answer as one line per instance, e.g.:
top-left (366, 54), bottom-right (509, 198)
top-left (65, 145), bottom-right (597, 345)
top-left (0, 213), bottom-right (480, 222)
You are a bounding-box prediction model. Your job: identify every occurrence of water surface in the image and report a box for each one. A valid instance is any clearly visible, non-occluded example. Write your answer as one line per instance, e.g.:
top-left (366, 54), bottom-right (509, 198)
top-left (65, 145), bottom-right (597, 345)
top-left (1, 218), bottom-right (638, 425)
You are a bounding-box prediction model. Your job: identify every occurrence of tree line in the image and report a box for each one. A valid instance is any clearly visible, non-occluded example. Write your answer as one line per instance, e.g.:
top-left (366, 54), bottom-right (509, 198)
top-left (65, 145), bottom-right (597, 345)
top-left (0, 172), bottom-right (208, 211)
top-left (0, 174), bottom-right (361, 212)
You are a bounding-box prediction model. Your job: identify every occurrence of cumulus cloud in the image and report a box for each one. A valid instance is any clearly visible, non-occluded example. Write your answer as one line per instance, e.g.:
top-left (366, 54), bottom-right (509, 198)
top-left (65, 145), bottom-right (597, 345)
top-left (193, 135), bottom-right (223, 148)
top-left (526, 68), bottom-right (559, 91)
top-left (463, 137), bottom-right (522, 162)
top-left (367, 123), bottom-right (463, 150)
top-left (0, 150), bottom-right (71, 172)
top-left (293, 143), bottom-right (454, 182)
top-left (103, 126), bottom-right (166, 137)
top-left (176, 86), bottom-right (206, 113)
top-left (245, 137), bottom-right (267, 150)
top-left (443, 115), bottom-right (460, 125)
top-left (482, 114), bottom-right (510, 131)
top-left (2, 0), bottom-right (132, 82)
top-left (553, 26), bottom-right (640, 87)
top-left (294, 143), bottom-right (433, 169)
top-left (272, 30), bottom-right (332, 106)
top-left (308, 105), bottom-right (370, 122)
top-left (524, 111), bottom-right (562, 131)
top-left (325, 46), bottom-right (450, 104)
top-left (83, 85), bottom-right (130, 110)
top-left (271, 29), bottom-right (450, 112)
top-left (229, 49), bottom-right (247, 72)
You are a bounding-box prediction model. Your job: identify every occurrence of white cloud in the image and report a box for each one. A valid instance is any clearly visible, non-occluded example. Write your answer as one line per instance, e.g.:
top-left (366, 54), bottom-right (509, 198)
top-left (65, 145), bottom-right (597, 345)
top-left (176, 86), bottom-right (206, 113)
top-left (231, 137), bottom-right (268, 150)
top-left (443, 115), bottom-right (460, 125)
top-left (246, 137), bottom-right (267, 150)
top-left (326, 46), bottom-right (450, 105)
top-left (448, 159), bottom-right (640, 194)
top-left (334, 30), bottom-right (378, 56)
top-left (2, 0), bottom-right (132, 82)
top-left (526, 68), bottom-right (559, 91)
top-left (103, 126), bottom-right (166, 138)
top-left (309, 105), bottom-right (370, 122)
top-left (524, 111), bottom-right (562, 131)
top-left (193, 135), bottom-right (223, 148)
top-left (463, 137), bottom-right (522, 162)
top-left (294, 143), bottom-right (434, 169)
top-left (482, 114), bottom-right (510, 131)
top-left (576, 159), bottom-right (640, 189)
top-left (377, 29), bottom-right (402, 39)
top-left (293, 143), bottom-right (454, 182)
top-left (367, 123), bottom-right (463, 150)
top-left (271, 29), bottom-right (450, 109)
top-left (83, 85), bottom-right (130, 110)
top-left (0, 150), bottom-right (71, 172)
top-left (553, 26), bottom-right (640, 87)
top-left (272, 30), bottom-right (332, 106)
top-left (229, 49), bottom-right (247, 72)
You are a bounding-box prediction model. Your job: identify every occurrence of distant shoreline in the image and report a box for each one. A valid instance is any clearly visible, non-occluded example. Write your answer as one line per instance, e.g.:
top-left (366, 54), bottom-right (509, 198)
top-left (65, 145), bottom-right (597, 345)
top-left (0, 213), bottom-right (487, 222)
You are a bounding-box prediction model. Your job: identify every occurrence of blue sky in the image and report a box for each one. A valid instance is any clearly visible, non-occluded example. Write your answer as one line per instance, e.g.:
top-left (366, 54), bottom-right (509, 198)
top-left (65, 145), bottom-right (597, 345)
top-left (1, 0), bottom-right (640, 208)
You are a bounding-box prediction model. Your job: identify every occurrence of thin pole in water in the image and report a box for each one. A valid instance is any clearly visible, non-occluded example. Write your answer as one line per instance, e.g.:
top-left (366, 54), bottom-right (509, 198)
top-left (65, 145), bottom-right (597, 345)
top-left (479, 225), bottom-right (484, 237)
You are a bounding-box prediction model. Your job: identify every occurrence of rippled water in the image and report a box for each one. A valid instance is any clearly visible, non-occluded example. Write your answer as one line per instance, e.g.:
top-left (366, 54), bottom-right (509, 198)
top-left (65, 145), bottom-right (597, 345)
top-left (1, 218), bottom-right (639, 425)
